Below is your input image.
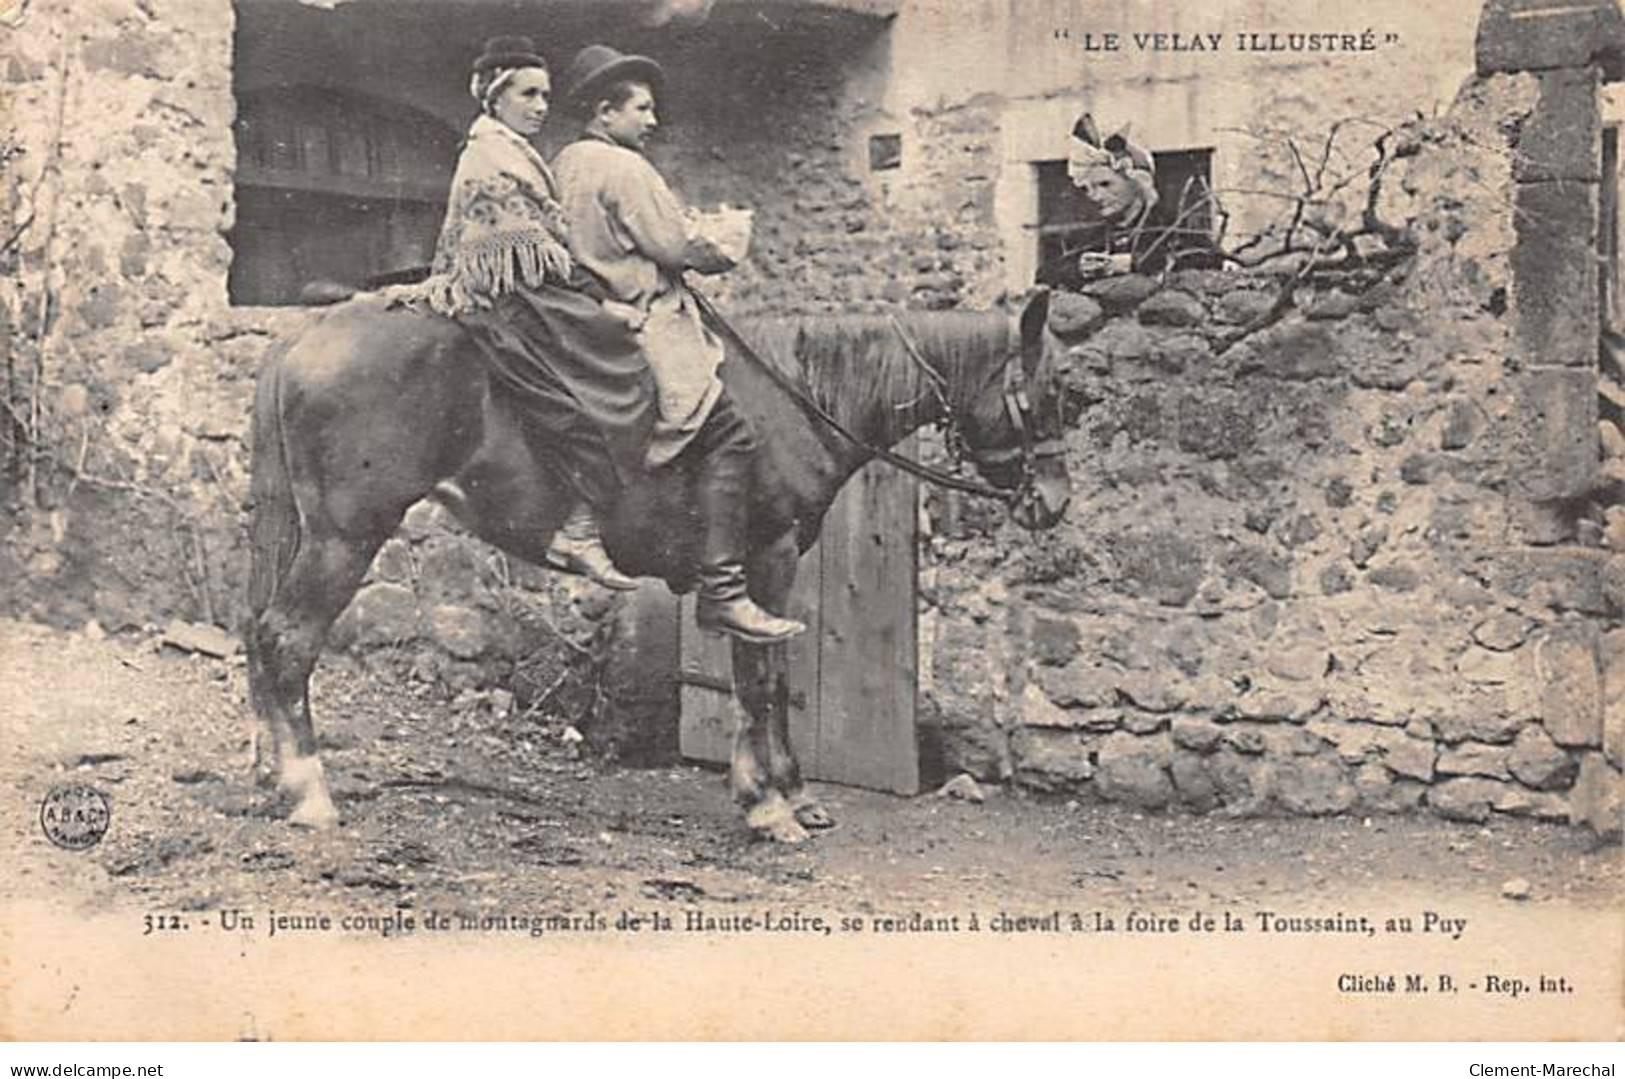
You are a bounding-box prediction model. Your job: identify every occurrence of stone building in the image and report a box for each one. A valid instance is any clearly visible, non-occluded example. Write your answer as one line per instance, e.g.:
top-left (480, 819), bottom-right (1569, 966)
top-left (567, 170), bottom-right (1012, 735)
top-left (1, 0), bottom-right (1620, 831)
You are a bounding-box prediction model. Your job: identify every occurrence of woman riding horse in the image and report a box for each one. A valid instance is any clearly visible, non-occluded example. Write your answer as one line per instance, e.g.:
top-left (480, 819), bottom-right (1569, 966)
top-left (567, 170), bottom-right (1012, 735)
top-left (417, 36), bottom-right (801, 643)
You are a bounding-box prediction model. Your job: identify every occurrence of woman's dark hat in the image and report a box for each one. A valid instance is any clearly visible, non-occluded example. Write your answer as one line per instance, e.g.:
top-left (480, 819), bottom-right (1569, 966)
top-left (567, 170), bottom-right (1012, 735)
top-left (472, 35), bottom-right (548, 75)
top-left (564, 43), bottom-right (664, 105)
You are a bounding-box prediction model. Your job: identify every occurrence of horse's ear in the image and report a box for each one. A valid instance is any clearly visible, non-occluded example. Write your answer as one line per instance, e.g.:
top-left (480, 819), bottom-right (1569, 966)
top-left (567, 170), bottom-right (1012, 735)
top-left (1018, 288), bottom-right (1052, 373)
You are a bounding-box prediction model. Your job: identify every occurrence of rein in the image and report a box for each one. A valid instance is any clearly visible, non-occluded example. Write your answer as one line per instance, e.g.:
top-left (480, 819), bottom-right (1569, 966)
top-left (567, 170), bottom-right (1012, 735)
top-left (690, 287), bottom-right (1023, 503)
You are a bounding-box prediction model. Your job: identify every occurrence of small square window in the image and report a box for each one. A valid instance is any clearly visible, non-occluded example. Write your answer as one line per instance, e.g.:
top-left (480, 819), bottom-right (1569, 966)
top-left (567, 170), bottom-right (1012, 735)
top-left (869, 133), bottom-right (902, 171)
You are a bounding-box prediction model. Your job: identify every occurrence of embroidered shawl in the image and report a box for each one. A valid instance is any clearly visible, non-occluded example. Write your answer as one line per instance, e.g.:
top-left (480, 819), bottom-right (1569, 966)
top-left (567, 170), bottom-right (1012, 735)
top-left (418, 114), bottom-right (575, 317)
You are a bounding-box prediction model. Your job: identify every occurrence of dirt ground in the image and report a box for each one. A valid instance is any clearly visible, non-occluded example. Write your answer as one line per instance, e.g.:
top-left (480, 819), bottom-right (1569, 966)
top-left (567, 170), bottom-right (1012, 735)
top-left (2, 617), bottom-right (1621, 1039)
top-left (3, 615), bottom-right (1619, 916)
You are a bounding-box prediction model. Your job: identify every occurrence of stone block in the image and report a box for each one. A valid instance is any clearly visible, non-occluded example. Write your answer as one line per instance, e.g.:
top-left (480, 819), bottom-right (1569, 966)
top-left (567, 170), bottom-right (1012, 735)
top-left (1123, 711), bottom-right (1171, 735)
top-left (1172, 716), bottom-right (1223, 752)
top-left (1175, 391), bottom-right (1258, 460)
top-left (1171, 751), bottom-right (1219, 813)
top-left (1304, 290), bottom-right (1359, 321)
top-left (1491, 786), bottom-right (1570, 820)
top-left (1137, 289), bottom-right (1205, 327)
top-left (1428, 777), bottom-right (1507, 822)
top-left (1274, 755), bottom-right (1356, 815)
top-left (1035, 662), bottom-right (1114, 709)
top-left (1516, 68), bottom-right (1602, 182)
top-left (1021, 682), bottom-right (1093, 730)
top-left (1531, 624), bottom-right (1602, 747)
top-left (1094, 731), bottom-right (1174, 808)
top-left (1608, 555), bottom-right (1625, 616)
top-left (1046, 292), bottom-right (1105, 340)
top-left (1234, 685), bottom-right (1324, 724)
top-left (1221, 724), bottom-right (1268, 755)
top-left (1472, 612), bottom-right (1535, 652)
top-left (1383, 732), bottom-right (1438, 783)
top-left (1151, 333), bottom-right (1211, 375)
top-left (1433, 704), bottom-right (1528, 746)
top-left (1083, 274), bottom-right (1160, 313)
top-left (1369, 563), bottom-right (1422, 593)
top-left (1216, 287), bottom-right (1277, 326)
top-left (1115, 532), bottom-right (1203, 607)
top-left (1095, 319), bottom-right (1156, 363)
top-left (1241, 322), bottom-right (1341, 382)
top-left (1604, 628), bottom-right (1625, 767)
top-left (1011, 729), bottom-right (1095, 791)
top-left (1566, 753), bottom-right (1623, 840)
top-left (1262, 727), bottom-right (1328, 757)
top-left (1513, 183), bottom-right (1599, 369)
top-left (1489, 548), bottom-right (1611, 614)
top-left (370, 539), bottom-right (414, 585)
top-left (1460, 648), bottom-right (1525, 692)
top-left (1030, 615), bottom-right (1081, 666)
top-left (1209, 748), bottom-right (1271, 814)
top-left (1441, 398), bottom-right (1482, 450)
top-left (1115, 671), bottom-right (1187, 714)
top-left (1476, 0), bottom-right (1625, 78)
top-left (1224, 544), bottom-right (1292, 600)
top-left (333, 582), bottom-right (420, 649)
top-left (1267, 643), bottom-right (1328, 683)
top-left (1437, 741), bottom-right (1513, 779)
top-left (426, 604), bottom-right (488, 660)
top-left (1354, 762), bottom-right (1426, 814)
top-left (1508, 724), bottom-right (1580, 790)
top-left (416, 537), bottom-right (481, 598)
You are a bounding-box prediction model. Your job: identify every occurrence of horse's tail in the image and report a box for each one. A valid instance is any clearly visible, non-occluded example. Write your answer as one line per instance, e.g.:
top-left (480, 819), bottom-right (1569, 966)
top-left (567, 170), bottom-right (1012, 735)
top-left (246, 345), bottom-right (303, 620)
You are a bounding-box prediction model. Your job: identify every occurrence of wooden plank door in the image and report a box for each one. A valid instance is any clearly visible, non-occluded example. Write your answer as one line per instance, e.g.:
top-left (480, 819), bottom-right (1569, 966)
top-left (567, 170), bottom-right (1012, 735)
top-left (677, 457), bottom-right (919, 795)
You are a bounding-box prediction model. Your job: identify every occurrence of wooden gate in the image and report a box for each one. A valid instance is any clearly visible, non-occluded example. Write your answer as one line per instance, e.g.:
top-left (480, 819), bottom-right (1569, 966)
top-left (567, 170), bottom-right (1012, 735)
top-left (676, 457), bottom-right (920, 795)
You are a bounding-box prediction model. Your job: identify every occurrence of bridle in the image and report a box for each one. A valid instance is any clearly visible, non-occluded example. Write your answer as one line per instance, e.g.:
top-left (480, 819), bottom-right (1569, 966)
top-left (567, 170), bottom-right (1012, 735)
top-left (887, 314), bottom-right (1066, 510)
top-left (689, 286), bottom-right (1059, 507)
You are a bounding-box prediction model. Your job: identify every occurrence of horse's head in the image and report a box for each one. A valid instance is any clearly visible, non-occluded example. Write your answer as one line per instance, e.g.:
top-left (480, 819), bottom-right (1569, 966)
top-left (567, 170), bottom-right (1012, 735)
top-left (945, 293), bottom-right (1073, 531)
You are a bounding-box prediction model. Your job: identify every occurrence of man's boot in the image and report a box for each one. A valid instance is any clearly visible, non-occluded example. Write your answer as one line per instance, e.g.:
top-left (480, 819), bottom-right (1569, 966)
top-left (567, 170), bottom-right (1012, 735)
top-left (547, 503), bottom-right (638, 591)
top-left (694, 454), bottom-right (805, 643)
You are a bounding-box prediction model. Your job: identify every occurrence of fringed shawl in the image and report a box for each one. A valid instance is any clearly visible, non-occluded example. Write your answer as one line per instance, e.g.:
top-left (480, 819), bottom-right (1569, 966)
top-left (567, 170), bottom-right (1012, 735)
top-left (417, 115), bottom-right (575, 317)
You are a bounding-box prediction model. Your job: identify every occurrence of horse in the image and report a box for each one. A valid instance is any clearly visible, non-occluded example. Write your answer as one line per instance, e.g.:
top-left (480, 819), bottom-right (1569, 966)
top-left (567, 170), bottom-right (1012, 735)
top-left (245, 287), bottom-right (1072, 844)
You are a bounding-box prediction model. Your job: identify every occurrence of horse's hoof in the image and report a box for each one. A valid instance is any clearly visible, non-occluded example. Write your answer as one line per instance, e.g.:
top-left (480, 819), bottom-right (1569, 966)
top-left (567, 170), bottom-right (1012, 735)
top-left (745, 798), bottom-right (810, 845)
top-left (792, 803), bottom-right (836, 830)
top-left (756, 816), bottom-right (810, 845)
top-left (287, 795), bottom-right (340, 830)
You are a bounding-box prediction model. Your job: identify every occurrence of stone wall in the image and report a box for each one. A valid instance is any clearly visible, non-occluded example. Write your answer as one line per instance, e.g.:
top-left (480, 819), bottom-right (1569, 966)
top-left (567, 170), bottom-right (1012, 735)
top-left (917, 73), bottom-right (1624, 835)
top-left (0, 0), bottom-right (632, 740)
top-left (2, 0), bottom-right (254, 632)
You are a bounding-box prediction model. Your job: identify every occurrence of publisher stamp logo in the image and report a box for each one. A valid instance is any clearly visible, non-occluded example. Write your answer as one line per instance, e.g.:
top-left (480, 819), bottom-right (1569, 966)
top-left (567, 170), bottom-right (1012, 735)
top-left (40, 785), bottom-right (110, 850)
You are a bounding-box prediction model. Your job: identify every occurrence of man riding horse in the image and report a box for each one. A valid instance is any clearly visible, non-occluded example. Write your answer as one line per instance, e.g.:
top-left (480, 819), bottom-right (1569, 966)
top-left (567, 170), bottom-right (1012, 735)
top-left (418, 36), bottom-right (802, 644)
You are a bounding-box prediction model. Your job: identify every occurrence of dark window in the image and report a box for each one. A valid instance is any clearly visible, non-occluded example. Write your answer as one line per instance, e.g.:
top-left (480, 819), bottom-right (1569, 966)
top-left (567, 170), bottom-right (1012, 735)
top-left (1035, 148), bottom-right (1214, 272)
top-left (227, 85), bottom-right (458, 305)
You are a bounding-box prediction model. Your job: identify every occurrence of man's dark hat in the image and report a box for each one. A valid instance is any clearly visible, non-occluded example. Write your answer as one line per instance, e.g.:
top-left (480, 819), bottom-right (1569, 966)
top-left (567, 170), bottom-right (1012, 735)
top-left (564, 43), bottom-right (664, 105)
top-left (472, 35), bottom-right (548, 75)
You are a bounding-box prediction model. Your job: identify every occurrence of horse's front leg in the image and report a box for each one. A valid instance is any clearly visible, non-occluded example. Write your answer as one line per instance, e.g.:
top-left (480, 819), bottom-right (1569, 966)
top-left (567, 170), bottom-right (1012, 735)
top-left (730, 532), bottom-right (831, 840)
top-left (731, 638), bottom-right (806, 844)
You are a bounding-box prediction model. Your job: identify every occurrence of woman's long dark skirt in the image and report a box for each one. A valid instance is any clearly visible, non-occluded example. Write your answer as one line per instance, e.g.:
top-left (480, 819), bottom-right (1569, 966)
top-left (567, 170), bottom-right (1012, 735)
top-left (460, 283), bottom-right (655, 508)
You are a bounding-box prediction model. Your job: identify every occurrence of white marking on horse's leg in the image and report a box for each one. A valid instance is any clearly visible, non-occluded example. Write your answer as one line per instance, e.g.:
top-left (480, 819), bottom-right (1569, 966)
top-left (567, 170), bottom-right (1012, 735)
top-left (745, 791), bottom-right (809, 845)
top-left (730, 727), bottom-right (770, 808)
top-left (281, 753), bottom-right (339, 830)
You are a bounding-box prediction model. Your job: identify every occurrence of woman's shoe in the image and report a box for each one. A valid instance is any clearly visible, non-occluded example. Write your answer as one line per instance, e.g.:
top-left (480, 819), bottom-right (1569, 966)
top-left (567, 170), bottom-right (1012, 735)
top-left (547, 533), bottom-right (639, 590)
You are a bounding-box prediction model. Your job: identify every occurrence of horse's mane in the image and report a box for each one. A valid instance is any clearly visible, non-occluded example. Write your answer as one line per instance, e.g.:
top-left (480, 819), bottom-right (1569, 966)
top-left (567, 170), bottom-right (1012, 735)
top-left (734, 311), bottom-right (1012, 444)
